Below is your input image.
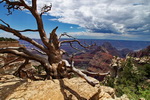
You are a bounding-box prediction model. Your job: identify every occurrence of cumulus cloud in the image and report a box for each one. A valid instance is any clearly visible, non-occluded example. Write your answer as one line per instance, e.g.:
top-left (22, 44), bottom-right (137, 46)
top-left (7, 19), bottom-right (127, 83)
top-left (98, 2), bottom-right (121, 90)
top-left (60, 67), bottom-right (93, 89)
top-left (26, 0), bottom-right (150, 39)
top-left (0, 31), bottom-right (18, 39)
top-left (0, 31), bottom-right (40, 39)
top-left (68, 31), bottom-right (150, 41)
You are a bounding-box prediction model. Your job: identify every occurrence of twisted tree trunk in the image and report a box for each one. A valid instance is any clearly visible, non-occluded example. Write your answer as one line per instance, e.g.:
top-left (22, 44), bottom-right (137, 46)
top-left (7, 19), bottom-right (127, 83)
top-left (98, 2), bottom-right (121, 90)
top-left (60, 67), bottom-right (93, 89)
top-left (0, 0), bottom-right (109, 86)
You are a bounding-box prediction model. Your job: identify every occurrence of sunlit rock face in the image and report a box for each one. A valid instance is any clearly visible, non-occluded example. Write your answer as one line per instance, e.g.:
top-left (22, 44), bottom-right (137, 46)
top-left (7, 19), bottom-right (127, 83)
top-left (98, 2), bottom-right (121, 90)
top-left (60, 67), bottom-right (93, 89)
top-left (0, 75), bottom-right (129, 100)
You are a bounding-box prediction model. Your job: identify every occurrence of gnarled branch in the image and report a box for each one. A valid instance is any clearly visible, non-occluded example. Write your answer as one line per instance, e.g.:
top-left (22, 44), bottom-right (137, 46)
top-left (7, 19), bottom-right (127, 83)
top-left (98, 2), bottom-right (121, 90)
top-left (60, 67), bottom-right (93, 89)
top-left (60, 39), bottom-right (90, 48)
top-left (0, 24), bottom-right (46, 53)
top-left (32, 0), bottom-right (37, 10)
top-left (59, 33), bottom-right (76, 40)
top-left (81, 70), bottom-right (110, 76)
top-left (18, 29), bottom-right (38, 32)
top-left (0, 47), bottom-right (31, 58)
top-left (40, 4), bottom-right (52, 16)
top-left (13, 58), bottom-right (29, 77)
top-left (1, 47), bottom-right (53, 72)
top-left (69, 42), bottom-right (83, 52)
top-left (31, 48), bottom-right (46, 55)
top-left (49, 26), bottom-right (59, 49)
top-left (3, 61), bottom-right (24, 68)
top-left (19, 0), bottom-right (31, 10)
top-left (61, 59), bottom-right (99, 86)
top-left (0, 47), bottom-right (47, 63)
top-left (71, 62), bottom-right (97, 86)
top-left (1, 0), bottom-right (51, 50)
top-left (1, 0), bottom-right (30, 15)
top-left (0, 19), bottom-right (10, 27)
top-left (2, 56), bottom-right (21, 68)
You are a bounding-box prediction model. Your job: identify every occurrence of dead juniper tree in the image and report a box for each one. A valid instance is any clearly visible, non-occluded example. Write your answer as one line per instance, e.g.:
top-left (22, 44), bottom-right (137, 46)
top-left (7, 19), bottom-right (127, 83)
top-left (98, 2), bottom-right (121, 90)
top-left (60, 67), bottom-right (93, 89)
top-left (0, 0), bottom-right (109, 86)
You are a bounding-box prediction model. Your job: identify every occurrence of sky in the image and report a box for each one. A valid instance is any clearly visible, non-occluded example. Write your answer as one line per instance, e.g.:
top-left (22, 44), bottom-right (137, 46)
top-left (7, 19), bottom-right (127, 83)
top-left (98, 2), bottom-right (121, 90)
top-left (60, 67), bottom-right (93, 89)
top-left (0, 0), bottom-right (150, 41)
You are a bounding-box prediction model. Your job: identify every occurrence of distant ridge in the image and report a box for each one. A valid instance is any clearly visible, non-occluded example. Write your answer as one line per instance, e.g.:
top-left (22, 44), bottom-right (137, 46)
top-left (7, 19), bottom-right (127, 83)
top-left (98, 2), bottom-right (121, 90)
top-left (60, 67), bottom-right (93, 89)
top-left (19, 39), bottom-right (150, 51)
top-left (128, 45), bottom-right (150, 57)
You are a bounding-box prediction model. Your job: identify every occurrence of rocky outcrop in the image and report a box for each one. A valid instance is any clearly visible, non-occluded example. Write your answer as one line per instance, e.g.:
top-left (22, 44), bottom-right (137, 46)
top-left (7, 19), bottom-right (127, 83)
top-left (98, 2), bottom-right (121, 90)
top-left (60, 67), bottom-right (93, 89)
top-left (0, 75), bottom-right (129, 100)
top-left (0, 41), bottom-right (21, 48)
top-left (127, 45), bottom-right (150, 64)
top-left (128, 45), bottom-right (150, 58)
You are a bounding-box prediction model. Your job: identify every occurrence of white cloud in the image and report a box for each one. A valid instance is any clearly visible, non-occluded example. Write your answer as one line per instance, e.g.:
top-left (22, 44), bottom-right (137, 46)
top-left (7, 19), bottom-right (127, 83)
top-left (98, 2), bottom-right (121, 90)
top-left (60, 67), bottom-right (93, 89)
top-left (67, 31), bottom-right (150, 41)
top-left (25, 0), bottom-right (150, 40)
top-left (0, 31), bottom-right (40, 39)
top-left (0, 31), bottom-right (18, 39)
top-left (70, 26), bottom-right (73, 29)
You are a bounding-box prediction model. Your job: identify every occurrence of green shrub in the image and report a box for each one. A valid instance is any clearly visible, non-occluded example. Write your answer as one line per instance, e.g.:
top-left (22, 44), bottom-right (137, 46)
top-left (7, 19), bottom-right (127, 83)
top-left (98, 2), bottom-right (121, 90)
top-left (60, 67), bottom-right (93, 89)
top-left (103, 58), bottom-right (150, 100)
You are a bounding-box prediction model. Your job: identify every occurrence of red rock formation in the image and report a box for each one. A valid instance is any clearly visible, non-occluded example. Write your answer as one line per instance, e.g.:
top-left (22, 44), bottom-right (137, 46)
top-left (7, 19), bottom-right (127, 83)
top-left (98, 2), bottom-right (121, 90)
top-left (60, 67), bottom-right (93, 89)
top-left (88, 52), bottom-right (113, 73)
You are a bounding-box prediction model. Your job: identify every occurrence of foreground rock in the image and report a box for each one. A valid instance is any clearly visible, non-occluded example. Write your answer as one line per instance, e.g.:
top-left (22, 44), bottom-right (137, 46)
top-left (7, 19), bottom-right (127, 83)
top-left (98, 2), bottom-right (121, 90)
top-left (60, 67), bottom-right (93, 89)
top-left (0, 75), bottom-right (129, 100)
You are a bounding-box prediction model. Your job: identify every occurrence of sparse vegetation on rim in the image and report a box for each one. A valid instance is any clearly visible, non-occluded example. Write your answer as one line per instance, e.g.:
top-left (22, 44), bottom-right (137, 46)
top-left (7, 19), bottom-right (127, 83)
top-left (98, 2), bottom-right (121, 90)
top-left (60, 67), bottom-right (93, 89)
top-left (0, 37), bottom-right (17, 41)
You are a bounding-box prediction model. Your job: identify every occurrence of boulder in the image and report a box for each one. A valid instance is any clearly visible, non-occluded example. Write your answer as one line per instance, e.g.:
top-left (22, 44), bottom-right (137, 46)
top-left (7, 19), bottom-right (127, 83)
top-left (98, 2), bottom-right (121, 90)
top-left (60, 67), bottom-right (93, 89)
top-left (0, 75), bottom-right (129, 100)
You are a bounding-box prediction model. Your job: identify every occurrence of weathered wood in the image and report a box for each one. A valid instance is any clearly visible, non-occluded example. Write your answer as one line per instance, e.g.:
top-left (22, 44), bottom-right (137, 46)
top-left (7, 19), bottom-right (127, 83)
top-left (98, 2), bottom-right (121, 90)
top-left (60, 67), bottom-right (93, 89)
top-left (0, 0), bottom-right (109, 86)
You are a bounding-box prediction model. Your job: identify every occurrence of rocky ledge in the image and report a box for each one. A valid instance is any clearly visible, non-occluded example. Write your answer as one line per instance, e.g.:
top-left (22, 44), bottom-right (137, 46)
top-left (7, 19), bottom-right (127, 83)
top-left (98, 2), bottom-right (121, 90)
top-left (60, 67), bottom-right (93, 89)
top-left (0, 75), bottom-right (129, 100)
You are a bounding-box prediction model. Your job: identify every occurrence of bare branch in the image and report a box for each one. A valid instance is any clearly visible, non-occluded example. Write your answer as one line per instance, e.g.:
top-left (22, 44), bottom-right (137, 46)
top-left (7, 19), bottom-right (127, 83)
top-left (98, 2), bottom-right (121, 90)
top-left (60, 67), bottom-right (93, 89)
top-left (2, 56), bottom-right (22, 68)
top-left (0, 24), bottom-right (46, 53)
top-left (83, 41), bottom-right (96, 47)
top-left (18, 29), bottom-right (38, 32)
top-left (81, 70), bottom-right (110, 76)
top-left (31, 48), bottom-right (46, 55)
top-left (40, 4), bottom-right (52, 16)
top-left (71, 63), bottom-right (97, 86)
top-left (2, 0), bottom-right (50, 49)
top-left (60, 39), bottom-right (89, 48)
top-left (0, 0), bottom-right (4, 3)
top-left (69, 42), bottom-right (83, 52)
top-left (61, 59), bottom-right (98, 86)
top-left (32, 0), bottom-right (37, 10)
top-left (29, 6), bottom-right (50, 49)
top-left (2, 0), bottom-right (28, 15)
top-left (59, 32), bottom-right (76, 40)
top-left (2, 61), bottom-right (24, 69)
top-left (19, 0), bottom-right (31, 9)
top-left (0, 47), bottom-right (30, 59)
top-left (0, 47), bottom-right (53, 74)
top-left (13, 58), bottom-right (29, 77)
top-left (0, 47), bottom-right (47, 64)
top-left (0, 0), bottom-right (105, 86)
top-left (1, 0), bottom-right (50, 50)
top-left (49, 26), bottom-right (59, 49)
top-left (0, 19), bottom-right (10, 27)
top-left (3, 0), bottom-right (23, 6)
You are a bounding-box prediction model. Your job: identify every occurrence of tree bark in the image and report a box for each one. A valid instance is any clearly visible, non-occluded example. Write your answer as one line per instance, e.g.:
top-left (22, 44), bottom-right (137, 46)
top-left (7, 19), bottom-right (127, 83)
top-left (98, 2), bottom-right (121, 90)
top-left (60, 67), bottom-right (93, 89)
top-left (0, 0), bottom-right (109, 86)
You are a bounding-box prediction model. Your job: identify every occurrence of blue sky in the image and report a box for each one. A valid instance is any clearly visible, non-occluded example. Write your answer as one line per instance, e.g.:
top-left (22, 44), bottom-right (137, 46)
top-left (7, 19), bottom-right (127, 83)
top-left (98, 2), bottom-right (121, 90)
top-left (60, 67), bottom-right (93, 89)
top-left (0, 0), bottom-right (150, 41)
